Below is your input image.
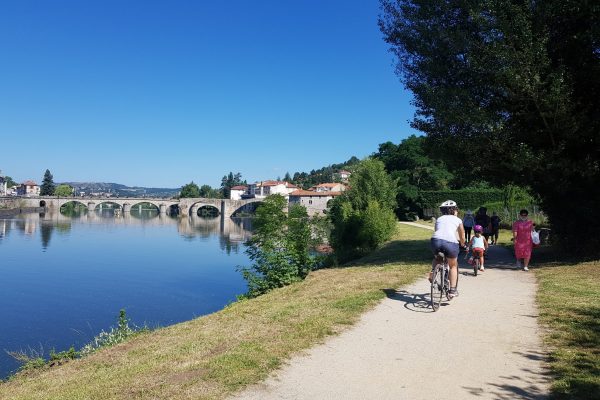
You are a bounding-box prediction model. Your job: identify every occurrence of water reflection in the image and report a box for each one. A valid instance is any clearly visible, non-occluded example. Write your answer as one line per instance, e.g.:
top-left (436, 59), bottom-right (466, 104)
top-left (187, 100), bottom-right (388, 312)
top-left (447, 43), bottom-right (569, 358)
top-left (0, 211), bottom-right (253, 379)
top-left (0, 211), bottom-right (253, 253)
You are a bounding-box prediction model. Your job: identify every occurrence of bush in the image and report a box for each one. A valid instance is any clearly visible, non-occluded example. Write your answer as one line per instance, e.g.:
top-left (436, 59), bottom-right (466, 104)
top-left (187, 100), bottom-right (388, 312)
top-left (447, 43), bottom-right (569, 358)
top-left (329, 159), bottom-right (398, 262)
top-left (418, 189), bottom-right (503, 211)
top-left (239, 195), bottom-right (320, 298)
top-left (80, 309), bottom-right (144, 356)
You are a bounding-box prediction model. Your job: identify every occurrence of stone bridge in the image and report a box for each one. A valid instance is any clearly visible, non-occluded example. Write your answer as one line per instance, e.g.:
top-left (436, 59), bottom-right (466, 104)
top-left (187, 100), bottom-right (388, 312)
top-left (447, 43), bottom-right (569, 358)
top-left (17, 196), bottom-right (263, 218)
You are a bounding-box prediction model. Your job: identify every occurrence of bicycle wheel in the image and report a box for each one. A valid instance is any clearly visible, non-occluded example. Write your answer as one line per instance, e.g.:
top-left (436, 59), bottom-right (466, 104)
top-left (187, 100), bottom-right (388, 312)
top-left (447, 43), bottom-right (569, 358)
top-left (473, 258), bottom-right (478, 276)
top-left (430, 265), bottom-right (444, 311)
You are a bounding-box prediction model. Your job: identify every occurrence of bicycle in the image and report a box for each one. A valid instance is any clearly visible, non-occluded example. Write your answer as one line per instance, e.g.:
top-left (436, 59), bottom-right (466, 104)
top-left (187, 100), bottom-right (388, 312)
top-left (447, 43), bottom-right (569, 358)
top-left (465, 247), bottom-right (480, 276)
top-left (430, 252), bottom-right (459, 311)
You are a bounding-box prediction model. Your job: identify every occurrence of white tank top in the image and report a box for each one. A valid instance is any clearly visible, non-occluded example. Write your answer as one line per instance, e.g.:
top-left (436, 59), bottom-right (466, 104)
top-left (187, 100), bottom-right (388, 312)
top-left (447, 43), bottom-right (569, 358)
top-left (471, 235), bottom-right (485, 249)
top-left (432, 215), bottom-right (462, 243)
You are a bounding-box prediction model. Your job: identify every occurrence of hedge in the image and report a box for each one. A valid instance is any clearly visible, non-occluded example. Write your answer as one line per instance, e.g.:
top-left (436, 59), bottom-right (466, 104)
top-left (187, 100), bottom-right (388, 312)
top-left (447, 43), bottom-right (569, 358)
top-left (418, 189), bottom-right (503, 211)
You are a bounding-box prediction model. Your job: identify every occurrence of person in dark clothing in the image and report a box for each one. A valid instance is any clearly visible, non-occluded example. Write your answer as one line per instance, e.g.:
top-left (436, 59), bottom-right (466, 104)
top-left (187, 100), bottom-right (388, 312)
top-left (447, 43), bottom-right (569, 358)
top-left (475, 207), bottom-right (492, 244)
top-left (490, 211), bottom-right (501, 245)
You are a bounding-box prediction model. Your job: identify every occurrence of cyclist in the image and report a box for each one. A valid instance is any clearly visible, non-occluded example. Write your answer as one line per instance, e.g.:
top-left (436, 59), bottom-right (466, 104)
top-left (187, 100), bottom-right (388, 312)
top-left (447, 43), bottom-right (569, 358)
top-left (430, 200), bottom-right (466, 299)
top-left (467, 224), bottom-right (488, 271)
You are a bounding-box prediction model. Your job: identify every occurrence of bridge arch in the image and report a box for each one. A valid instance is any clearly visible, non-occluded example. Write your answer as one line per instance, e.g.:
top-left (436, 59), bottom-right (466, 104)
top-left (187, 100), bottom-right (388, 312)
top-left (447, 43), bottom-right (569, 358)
top-left (59, 200), bottom-right (89, 216)
top-left (130, 201), bottom-right (160, 211)
top-left (189, 201), bottom-right (221, 217)
top-left (229, 199), bottom-right (262, 217)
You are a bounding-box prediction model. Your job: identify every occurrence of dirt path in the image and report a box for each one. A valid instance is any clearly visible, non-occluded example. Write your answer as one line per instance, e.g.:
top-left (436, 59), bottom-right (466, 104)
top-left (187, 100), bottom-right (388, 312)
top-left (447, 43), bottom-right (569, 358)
top-left (231, 224), bottom-right (550, 400)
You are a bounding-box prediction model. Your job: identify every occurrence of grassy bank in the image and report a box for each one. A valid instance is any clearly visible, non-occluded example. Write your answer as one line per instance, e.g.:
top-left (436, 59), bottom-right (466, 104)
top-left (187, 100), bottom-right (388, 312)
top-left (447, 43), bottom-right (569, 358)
top-left (494, 226), bottom-right (599, 398)
top-left (535, 261), bottom-right (600, 399)
top-left (0, 224), bottom-right (431, 400)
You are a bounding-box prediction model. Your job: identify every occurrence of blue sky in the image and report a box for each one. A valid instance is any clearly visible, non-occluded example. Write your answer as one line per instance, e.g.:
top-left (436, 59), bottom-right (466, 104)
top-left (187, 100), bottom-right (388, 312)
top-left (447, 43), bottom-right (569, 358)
top-left (0, 0), bottom-right (417, 188)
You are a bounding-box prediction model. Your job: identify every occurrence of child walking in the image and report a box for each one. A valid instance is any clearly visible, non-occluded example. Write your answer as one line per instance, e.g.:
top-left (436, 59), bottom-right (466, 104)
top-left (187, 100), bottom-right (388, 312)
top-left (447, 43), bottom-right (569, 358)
top-left (468, 225), bottom-right (488, 271)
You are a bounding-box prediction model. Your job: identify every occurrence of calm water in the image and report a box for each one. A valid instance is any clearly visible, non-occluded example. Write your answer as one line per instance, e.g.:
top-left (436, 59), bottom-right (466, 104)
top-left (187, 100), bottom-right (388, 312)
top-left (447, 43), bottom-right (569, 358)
top-left (0, 210), bottom-right (252, 378)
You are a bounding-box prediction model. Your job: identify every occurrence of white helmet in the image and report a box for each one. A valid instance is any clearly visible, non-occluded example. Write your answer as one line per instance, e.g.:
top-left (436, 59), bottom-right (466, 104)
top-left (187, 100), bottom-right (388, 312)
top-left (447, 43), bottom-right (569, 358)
top-left (440, 200), bottom-right (457, 208)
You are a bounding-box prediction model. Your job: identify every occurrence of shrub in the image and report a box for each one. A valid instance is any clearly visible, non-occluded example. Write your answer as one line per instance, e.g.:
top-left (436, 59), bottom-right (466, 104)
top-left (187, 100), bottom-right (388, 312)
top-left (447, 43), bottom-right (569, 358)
top-left (239, 195), bottom-right (320, 298)
top-left (329, 159), bottom-right (398, 262)
top-left (80, 309), bottom-right (145, 356)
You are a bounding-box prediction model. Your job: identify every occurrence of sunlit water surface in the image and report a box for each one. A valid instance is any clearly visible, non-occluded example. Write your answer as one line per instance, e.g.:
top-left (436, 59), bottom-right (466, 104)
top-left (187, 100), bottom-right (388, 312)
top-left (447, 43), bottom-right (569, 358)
top-left (0, 210), bottom-right (251, 378)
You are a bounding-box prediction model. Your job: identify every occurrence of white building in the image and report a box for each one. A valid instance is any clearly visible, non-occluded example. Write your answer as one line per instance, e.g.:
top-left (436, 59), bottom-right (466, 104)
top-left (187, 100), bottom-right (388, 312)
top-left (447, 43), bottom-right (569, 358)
top-left (337, 170), bottom-right (352, 182)
top-left (17, 180), bottom-right (40, 197)
top-left (229, 185), bottom-right (248, 200)
top-left (246, 181), bottom-right (298, 199)
top-left (309, 183), bottom-right (347, 193)
top-left (288, 190), bottom-right (343, 216)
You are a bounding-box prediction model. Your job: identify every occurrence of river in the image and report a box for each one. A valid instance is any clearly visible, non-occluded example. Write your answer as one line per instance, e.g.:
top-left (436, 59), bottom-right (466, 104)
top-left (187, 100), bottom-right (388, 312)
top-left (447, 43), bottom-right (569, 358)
top-left (0, 209), bottom-right (252, 379)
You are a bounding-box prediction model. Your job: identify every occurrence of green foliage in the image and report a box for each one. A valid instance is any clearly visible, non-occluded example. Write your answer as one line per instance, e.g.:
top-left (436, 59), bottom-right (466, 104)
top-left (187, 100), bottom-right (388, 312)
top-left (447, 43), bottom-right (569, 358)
top-left (80, 309), bottom-right (145, 356)
top-left (179, 181), bottom-right (200, 198)
top-left (380, 0), bottom-right (600, 255)
top-left (373, 135), bottom-right (454, 218)
top-left (199, 184), bottom-right (220, 198)
top-left (6, 348), bottom-right (46, 373)
top-left (329, 159), bottom-right (398, 262)
top-left (221, 172), bottom-right (244, 198)
top-left (54, 184), bottom-right (73, 197)
top-left (291, 156), bottom-right (359, 189)
top-left (49, 347), bottom-right (79, 363)
top-left (3, 175), bottom-right (17, 188)
top-left (40, 169), bottom-right (55, 196)
top-left (240, 195), bottom-right (319, 298)
top-left (418, 189), bottom-right (504, 211)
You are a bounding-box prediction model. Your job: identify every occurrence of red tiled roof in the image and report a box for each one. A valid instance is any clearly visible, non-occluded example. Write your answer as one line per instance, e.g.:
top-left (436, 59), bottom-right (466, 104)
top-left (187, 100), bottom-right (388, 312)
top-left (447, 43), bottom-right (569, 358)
top-left (22, 180), bottom-right (38, 186)
top-left (338, 170), bottom-right (351, 174)
top-left (256, 180), bottom-right (298, 188)
top-left (289, 190), bottom-right (343, 197)
top-left (230, 185), bottom-right (247, 190)
top-left (314, 183), bottom-right (341, 188)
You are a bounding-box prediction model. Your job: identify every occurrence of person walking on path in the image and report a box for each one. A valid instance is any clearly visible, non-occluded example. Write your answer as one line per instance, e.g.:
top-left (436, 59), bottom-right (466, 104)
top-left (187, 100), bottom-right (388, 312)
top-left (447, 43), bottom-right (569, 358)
top-left (513, 209), bottom-right (534, 271)
top-left (475, 207), bottom-right (492, 244)
top-left (490, 211), bottom-right (501, 245)
top-left (463, 210), bottom-right (475, 242)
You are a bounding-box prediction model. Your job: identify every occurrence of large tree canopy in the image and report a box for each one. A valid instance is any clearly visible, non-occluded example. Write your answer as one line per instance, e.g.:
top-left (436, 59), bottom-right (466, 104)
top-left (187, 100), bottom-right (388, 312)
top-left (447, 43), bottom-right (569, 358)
top-left (380, 0), bottom-right (600, 255)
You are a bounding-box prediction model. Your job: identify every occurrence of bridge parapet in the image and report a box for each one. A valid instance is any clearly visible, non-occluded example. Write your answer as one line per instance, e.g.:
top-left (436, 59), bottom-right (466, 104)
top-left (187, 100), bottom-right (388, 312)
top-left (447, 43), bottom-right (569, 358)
top-left (16, 196), bottom-right (263, 218)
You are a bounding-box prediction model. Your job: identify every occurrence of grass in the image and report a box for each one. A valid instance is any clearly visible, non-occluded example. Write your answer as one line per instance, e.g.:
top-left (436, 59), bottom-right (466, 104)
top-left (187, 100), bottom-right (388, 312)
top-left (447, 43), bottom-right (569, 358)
top-left (535, 261), bottom-right (600, 400)
top-left (0, 224), bottom-right (432, 400)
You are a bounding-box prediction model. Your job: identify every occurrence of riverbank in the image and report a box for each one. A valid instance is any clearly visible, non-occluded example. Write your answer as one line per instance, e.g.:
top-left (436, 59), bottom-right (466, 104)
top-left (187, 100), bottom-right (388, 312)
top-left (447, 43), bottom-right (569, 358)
top-left (2, 223), bottom-right (597, 399)
top-left (0, 224), bottom-right (431, 399)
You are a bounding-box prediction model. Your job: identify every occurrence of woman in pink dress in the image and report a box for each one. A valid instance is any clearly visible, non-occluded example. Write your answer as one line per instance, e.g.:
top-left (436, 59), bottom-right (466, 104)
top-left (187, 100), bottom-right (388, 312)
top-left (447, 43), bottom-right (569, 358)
top-left (512, 209), bottom-right (534, 271)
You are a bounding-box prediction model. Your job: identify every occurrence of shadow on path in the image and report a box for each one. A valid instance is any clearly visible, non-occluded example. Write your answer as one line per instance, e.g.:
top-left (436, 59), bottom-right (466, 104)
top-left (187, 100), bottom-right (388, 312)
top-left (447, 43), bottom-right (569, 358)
top-left (382, 288), bottom-right (452, 313)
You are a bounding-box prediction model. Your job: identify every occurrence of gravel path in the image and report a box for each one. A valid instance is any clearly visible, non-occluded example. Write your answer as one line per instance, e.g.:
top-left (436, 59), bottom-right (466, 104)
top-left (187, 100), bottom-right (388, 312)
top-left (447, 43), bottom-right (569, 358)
top-left (231, 224), bottom-right (550, 400)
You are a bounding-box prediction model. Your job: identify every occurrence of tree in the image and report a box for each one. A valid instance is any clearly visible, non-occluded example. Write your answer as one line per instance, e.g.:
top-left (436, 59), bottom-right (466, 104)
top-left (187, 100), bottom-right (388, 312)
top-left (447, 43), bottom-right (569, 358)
top-left (380, 0), bottom-right (600, 255)
top-left (329, 158), bottom-right (398, 261)
top-left (221, 172), bottom-right (243, 199)
top-left (40, 169), bottom-right (55, 196)
top-left (199, 184), bottom-right (219, 198)
top-left (373, 135), bottom-right (454, 218)
top-left (180, 182), bottom-right (200, 198)
top-left (54, 184), bottom-right (73, 197)
top-left (3, 176), bottom-right (17, 188)
top-left (283, 172), bottom-right (292, 182)
top-left (240, 194), bottom-right (318, 298)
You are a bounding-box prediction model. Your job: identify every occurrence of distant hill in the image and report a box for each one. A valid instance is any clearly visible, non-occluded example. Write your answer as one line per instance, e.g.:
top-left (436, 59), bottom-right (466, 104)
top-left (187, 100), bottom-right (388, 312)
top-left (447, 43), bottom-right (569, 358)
top-left (62, 182), bottom-right (179, 198)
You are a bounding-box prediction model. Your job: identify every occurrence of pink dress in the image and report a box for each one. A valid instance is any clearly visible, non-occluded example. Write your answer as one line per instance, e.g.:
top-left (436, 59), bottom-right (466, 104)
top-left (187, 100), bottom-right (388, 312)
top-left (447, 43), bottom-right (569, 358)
top-left (513, 219), bottom-right (533, 259)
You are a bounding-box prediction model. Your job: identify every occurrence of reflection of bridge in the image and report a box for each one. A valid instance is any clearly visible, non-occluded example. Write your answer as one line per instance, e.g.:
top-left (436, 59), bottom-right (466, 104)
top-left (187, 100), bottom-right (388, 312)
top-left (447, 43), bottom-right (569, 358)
top-left (19, 196), bottom-right (263, 218)
top-left (0, 211), bottom-right (253, 247)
